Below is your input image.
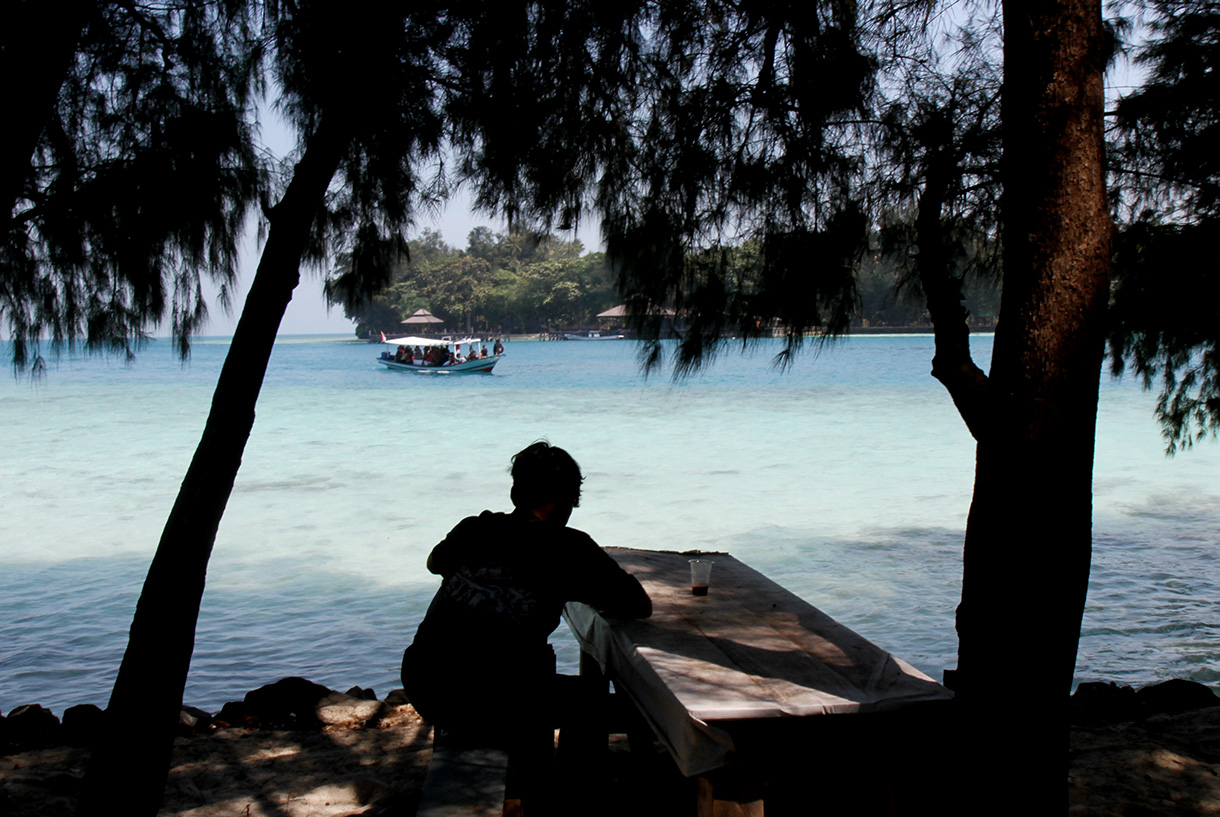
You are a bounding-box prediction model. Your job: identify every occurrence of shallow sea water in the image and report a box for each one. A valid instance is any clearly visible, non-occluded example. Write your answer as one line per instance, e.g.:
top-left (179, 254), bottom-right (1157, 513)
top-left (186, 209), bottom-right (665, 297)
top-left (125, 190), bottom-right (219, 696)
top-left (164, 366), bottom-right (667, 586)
top-left (1, 334), bottom-right (1217, 712)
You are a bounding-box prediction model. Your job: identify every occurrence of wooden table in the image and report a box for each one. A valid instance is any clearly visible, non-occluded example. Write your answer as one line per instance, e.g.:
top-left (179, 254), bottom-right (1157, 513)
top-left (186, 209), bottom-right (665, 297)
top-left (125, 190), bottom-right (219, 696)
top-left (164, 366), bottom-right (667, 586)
top-left (564, 548), bottom-right (954, 812)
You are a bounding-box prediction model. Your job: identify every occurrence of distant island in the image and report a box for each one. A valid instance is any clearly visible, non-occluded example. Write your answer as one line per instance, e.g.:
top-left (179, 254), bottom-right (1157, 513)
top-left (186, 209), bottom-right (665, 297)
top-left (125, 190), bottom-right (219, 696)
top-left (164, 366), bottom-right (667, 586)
top-left (338, 229), bottom-right (1000, 341)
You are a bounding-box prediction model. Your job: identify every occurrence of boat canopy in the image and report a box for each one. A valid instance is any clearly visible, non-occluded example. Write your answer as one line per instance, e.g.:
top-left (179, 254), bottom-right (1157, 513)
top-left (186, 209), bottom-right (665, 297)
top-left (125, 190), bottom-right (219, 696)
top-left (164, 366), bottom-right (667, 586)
top-left (384, 335), bottom-right (481, 347)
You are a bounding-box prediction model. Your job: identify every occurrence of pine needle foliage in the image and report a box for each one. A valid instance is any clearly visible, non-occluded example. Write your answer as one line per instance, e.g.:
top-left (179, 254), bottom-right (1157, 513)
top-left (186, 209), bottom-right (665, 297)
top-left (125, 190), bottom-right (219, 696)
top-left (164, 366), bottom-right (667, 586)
top-left (270, 0), bottom-right (448, 274)
top-left (2, 1), bottom-right (262, 370)
top-left (444, 0), bottom-right (874, 376)
top-left (1111, 0), bottom-right (1220, 451)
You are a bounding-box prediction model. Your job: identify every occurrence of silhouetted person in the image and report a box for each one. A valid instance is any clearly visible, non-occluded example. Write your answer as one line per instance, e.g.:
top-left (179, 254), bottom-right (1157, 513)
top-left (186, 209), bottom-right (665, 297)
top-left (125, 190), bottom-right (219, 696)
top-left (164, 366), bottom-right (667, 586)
top-left (401, 442), bottom-right (651, 803)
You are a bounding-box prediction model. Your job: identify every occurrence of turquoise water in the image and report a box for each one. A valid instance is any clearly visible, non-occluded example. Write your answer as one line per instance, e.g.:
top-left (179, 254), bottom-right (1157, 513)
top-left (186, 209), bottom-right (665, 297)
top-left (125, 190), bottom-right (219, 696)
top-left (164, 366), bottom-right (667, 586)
top-left (2, 334), bottom-right (1217, 713)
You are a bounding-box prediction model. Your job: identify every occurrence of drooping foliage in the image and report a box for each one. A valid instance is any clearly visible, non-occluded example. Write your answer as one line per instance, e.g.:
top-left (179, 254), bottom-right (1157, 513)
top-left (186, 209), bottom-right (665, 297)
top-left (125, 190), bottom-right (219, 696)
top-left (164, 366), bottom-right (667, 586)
top-left (1, 0), bottom-right (262, 368)
top-left (607, 0), bottom-right (876, 372)
top-left (446, 1), bottom-right (648, 231)
top-left (873, 14), bottom-right (1003, 323)
top-left (1110, 0), bottom-right (1220, 451)
top-left (268, 0), bottom-right (449, 279)
top-left (442, 0), bottom-right (874, 373)
top-left (1108, 218), bottom-right (1220, 451)
top-left (1113, 0), bottom-right (1220, 219)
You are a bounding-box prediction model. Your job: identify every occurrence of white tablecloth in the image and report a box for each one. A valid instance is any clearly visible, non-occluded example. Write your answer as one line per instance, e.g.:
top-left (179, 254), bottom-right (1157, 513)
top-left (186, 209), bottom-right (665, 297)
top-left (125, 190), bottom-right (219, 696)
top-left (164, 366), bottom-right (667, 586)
top-left (564, 548), bottom-right (953, 776)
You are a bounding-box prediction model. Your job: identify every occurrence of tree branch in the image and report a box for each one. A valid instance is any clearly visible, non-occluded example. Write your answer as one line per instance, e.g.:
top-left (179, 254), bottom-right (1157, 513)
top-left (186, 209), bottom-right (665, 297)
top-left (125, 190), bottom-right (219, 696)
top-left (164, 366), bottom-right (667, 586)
top-left (917, 141), bottom-right (992, 439)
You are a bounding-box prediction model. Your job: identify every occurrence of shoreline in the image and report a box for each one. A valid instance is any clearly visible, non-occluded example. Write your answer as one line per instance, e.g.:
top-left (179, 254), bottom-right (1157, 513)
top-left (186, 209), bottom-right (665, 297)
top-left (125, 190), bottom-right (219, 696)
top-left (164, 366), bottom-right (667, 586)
top-left (4, 677), bottom-right (1220, 816)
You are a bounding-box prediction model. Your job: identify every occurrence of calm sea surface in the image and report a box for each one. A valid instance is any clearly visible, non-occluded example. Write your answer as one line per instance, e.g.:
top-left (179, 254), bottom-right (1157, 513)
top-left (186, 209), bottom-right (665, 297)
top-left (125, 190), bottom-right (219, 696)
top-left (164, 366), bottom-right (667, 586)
top-left (2, 334), bottom-right (1217, 713)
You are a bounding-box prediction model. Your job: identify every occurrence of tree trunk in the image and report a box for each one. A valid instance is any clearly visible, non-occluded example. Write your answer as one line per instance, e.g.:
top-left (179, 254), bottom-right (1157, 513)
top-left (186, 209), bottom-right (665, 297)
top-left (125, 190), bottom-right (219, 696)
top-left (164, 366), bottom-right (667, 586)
top-left (76, 115), bottom-right (351, 817)
top-left (951, 2), bottom-right (1111, 813)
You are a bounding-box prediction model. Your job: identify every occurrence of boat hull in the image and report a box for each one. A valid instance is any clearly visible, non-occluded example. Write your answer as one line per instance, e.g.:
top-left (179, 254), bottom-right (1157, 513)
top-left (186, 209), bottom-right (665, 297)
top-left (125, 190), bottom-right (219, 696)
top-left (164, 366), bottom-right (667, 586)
top-left (377, 354), bottom-right (501, 374)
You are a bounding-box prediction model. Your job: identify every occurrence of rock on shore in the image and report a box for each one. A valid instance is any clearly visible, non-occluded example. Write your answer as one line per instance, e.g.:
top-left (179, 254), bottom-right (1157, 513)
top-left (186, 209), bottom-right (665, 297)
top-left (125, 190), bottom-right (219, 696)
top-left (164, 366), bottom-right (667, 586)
top-left (1, 679), bottom-right (431, 817)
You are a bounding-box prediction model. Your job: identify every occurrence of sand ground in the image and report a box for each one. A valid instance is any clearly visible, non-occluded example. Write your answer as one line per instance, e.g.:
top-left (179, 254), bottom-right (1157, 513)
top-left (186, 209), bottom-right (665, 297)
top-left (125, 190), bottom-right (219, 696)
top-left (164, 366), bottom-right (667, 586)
top-left (5, 704), bottom-right (1220, 816)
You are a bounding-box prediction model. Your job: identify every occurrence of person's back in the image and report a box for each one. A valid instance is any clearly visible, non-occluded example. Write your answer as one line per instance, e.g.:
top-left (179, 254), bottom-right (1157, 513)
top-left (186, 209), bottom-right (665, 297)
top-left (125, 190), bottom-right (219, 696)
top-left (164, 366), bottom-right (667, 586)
top-left (400, 442), bottom-right (650, 736)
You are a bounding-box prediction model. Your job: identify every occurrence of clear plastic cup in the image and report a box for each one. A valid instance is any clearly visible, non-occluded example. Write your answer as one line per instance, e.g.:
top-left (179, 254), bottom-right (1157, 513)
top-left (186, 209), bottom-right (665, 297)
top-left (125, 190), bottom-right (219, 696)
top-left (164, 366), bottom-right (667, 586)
top-left (689, 559), bottom-right (714, 596)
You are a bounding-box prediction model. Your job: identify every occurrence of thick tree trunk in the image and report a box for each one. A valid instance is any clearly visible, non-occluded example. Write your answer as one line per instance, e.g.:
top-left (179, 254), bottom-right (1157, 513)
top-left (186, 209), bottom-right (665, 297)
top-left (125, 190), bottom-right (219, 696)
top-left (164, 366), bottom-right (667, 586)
top-left (76, 116), bottom-right (350, 817)
top-left (952, 2), bottom-right (1111, 814)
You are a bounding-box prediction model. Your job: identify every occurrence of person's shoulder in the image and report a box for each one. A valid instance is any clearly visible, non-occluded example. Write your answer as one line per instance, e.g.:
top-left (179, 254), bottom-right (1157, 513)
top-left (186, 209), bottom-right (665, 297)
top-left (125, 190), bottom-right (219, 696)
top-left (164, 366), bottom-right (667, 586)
top-left (456, 510), bottom-right (507, 529)
top-left (558, 525), bottom-right (606, 555)
top-left (572, 525), bottom-right (599, 541)
top-left (443, 510), bottom-right (504, 537)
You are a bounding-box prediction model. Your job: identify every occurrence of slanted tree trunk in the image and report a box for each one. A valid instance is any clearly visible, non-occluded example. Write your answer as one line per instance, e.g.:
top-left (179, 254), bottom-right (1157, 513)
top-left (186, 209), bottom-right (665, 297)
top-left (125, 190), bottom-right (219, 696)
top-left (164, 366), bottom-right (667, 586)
top-left (76, 115), bottom-right (351, 817)
top-left (946, 2), bottom-right (1111, 814)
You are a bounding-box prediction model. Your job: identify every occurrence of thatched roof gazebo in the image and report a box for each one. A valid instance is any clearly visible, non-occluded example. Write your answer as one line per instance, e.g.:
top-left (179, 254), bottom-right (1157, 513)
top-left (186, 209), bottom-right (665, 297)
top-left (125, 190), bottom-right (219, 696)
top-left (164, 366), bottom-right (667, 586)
top-left (401, 308), bottom-right (445, 333)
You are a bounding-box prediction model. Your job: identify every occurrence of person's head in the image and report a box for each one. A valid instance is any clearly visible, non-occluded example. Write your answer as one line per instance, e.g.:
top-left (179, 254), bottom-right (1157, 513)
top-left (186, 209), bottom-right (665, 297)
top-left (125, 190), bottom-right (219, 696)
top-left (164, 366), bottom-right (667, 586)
top-left (510, 441), bottom-right (583, 517)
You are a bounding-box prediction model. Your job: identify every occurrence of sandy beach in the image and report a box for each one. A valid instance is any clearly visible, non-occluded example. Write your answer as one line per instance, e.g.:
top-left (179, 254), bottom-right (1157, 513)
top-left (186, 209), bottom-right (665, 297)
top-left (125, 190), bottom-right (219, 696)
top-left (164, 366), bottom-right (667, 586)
top-left (5, 699), bottom-right (1220, 816)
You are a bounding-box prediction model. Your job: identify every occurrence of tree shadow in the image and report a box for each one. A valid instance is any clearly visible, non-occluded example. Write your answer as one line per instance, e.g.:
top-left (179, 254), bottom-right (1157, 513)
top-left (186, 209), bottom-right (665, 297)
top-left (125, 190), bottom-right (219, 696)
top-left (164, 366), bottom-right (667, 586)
top-left (1070, 707), bottom-right (1220, 817)
top-left (159, 706), bottom-right (432, 817)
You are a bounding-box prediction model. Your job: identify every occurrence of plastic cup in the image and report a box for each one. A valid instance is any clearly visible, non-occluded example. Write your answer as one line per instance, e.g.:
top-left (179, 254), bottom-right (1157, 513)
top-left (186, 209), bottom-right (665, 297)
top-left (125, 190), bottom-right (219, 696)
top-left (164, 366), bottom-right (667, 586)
top-left (689, 559), bottom-right (714, 595)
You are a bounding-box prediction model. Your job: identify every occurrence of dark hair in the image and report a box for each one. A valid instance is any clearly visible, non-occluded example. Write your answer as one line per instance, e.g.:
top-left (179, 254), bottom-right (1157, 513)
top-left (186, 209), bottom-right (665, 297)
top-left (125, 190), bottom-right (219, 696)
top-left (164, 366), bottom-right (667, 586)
top-left (510, 441), bottom-right (583, 510)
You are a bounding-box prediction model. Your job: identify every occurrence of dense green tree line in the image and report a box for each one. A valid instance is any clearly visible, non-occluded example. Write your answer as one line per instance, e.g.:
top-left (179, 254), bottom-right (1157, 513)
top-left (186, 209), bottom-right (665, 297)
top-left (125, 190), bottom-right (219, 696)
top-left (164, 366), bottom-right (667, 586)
top-left (340, 226), bottom-right (1001, 337)
top-left (339, 227), bottom-right (616, 335)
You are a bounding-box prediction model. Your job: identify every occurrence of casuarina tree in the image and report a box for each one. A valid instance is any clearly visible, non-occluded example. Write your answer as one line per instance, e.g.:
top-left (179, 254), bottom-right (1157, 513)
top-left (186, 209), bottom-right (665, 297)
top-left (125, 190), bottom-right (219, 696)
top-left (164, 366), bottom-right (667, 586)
top-left (75, 2), bottom-right (448, 813)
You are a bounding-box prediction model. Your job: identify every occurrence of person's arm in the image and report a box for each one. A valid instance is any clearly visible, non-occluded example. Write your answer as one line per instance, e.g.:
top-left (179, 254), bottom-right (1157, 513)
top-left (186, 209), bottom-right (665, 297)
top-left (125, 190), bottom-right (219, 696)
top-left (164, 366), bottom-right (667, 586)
top-left (578, 541), bottom-right (652, 619)
top-left (426, 517), bottom-right (480, 576)
top-left (425, 544), bottom-right (449, 575)
top-left (605, 572), bottom-right (652, 619)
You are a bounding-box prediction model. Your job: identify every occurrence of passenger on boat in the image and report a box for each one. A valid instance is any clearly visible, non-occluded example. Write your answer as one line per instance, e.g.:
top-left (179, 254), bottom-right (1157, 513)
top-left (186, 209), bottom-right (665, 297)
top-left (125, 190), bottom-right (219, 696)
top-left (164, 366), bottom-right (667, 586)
top-left (395, 345), bottom-right (407, 363)
top-left (480, 344), bottom-right (489, 358)
top-left (493, 338), bottom-right (504, 355)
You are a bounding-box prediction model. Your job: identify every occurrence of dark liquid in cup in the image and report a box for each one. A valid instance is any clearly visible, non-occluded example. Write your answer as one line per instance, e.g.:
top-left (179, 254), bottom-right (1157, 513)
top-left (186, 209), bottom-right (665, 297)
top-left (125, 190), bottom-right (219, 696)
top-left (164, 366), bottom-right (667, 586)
top-left (691, 585), bottom-right (708, 596)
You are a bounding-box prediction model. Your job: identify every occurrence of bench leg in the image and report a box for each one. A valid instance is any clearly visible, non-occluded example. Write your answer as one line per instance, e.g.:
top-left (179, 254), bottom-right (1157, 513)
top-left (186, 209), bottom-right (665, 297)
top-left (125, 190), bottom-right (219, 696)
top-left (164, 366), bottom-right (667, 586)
top-left (558, 651), bottom-right (610, 764)
top-left (697, 772), bottom-right (764, 817)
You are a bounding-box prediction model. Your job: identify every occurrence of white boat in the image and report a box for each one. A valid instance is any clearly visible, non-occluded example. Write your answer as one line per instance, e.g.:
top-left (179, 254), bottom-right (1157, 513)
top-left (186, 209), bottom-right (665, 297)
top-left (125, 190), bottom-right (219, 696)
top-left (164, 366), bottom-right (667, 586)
top-left (377, 335), bottom-right (502, 374)
top-left (562, 332), bottom-right (625, 341)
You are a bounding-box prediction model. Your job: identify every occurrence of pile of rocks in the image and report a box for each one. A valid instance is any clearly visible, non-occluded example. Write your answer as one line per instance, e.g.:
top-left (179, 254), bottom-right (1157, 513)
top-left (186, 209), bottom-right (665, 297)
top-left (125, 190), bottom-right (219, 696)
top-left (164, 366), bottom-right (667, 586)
top-left (1071, 678), bottom-right (1220, 724)
top-left (1, 677), bottom-right (412, 754)
top-left (1, 703), bottom-right (102, 752)
top-left (2, 679), bottom-right (431, 817)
